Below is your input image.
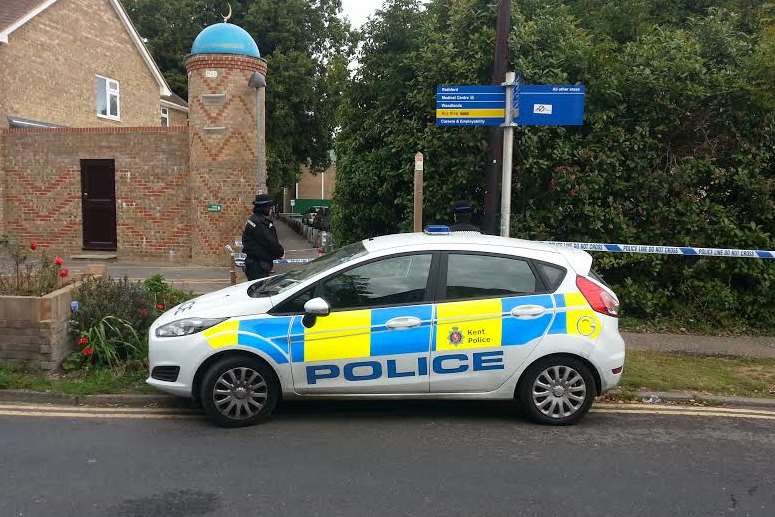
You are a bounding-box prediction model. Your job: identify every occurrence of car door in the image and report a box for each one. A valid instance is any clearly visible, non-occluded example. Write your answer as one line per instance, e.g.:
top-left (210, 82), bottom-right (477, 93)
top-left (289, 252), bottom-right (438, 394)
top-left (430, 252), bottom-right (556, 393)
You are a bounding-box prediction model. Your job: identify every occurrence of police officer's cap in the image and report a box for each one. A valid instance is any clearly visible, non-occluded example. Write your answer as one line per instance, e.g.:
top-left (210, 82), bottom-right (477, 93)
top-left (253, 194), bottom-right (273, 207)
top-left (451, 200), bottom-right (474, 214)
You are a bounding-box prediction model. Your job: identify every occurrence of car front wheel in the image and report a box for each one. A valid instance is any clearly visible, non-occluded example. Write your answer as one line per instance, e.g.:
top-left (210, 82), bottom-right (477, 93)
top-left (200, 356), bottom-right (279, 428)
top-left (518, 356), bottom-right (596, 425)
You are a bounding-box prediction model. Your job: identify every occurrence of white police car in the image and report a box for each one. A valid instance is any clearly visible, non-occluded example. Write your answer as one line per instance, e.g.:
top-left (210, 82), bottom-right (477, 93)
top-left (147, 227), bottom-right (624, 427)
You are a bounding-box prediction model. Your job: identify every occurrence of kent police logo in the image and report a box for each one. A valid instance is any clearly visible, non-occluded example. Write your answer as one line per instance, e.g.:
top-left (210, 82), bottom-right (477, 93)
top-left (448, 327), bottom-right (463, 346)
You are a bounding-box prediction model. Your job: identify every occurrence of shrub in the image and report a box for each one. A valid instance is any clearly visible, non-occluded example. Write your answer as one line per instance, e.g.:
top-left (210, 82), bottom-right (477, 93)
top-left (0, 236), bottom-right (69, 296)
top-left (143, 274), bottom-right (195, 312)
top-left (68, 316), bottom-right (145, 370)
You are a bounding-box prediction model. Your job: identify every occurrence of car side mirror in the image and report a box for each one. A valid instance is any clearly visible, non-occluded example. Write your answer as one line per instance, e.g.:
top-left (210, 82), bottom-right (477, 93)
top-left (302, 297), bottom-right (330, 328)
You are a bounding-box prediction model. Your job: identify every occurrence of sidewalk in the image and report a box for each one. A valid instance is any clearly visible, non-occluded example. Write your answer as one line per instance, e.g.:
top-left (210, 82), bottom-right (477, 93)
top-left (65, 218), bottom-right (318, 293)
top-left (623, 332), bottom-right (775, 359)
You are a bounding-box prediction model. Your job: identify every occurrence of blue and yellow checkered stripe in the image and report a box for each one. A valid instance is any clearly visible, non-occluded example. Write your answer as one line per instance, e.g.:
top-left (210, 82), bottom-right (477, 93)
top-left (202, 292), bottom-right (602, 365)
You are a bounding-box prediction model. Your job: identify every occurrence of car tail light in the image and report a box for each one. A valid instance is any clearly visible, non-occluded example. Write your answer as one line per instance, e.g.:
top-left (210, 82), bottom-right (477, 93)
top-left (576, 275), bottom-right (619, 317)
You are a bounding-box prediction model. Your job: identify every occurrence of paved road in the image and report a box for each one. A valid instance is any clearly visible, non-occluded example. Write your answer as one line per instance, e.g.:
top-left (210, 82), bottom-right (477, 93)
top-left (1, 401), bottom-right (773, 517)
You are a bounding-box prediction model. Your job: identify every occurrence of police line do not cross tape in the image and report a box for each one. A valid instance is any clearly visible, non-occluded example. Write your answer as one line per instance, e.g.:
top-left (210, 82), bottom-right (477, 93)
top-left (272, 241), bottom-right (775, 265)
top-left (540, 242), bottom-right (775, 260)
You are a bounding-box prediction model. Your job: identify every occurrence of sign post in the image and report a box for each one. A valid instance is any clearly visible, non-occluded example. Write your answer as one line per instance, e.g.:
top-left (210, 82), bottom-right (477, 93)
top-left (436, 78), bottom-right (585, 237)
top-left (500, 72), bottom-right (517, 238)
top-left (414, 152), bottom-right (424, 233)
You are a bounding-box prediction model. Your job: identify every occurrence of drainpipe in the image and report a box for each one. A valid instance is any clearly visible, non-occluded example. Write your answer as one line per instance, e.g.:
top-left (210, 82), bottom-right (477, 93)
top-left (248, 72), bottom-right (267, 191)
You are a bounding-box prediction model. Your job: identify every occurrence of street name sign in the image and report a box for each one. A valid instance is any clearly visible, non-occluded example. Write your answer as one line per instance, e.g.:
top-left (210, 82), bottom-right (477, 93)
top-left (435, 85), bottom-right (505, 127)
top-left (515, 84), bottom-right (585, 126)
top-left (207, 203), bottom-right (223, 213)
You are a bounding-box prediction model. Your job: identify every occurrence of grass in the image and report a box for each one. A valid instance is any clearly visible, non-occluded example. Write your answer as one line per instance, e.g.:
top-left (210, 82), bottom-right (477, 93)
top-left (0, 363), bottom-right (154, 396)
top-left (1, 351), bottom-right (774, 400)
top-left (618, 350), bottom-right (775, 398)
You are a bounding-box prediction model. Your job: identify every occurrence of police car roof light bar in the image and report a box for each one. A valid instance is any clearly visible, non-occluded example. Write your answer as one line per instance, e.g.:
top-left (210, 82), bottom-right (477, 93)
top-left (424, 225), bottom-right (450, 235)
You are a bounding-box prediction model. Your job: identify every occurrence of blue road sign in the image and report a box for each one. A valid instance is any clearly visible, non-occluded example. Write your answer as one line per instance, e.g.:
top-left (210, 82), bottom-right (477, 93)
top-left (515, 84), bottom-right (585, 126)
top-left (436, 85), bottom-right (506, 127)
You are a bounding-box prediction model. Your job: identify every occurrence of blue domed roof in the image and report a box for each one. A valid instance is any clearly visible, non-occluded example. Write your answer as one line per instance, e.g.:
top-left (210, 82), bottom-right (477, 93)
top-left (191, 23), bottom-right (260, 58)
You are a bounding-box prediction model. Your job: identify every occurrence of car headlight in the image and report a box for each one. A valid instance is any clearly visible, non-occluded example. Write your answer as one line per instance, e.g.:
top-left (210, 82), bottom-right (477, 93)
top-left (155, 318), bottom-right (226, 338)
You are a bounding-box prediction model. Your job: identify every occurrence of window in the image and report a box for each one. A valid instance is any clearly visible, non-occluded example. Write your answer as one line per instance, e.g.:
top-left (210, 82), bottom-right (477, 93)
top-left (535, 262), bottom-right (567, 292)
top-left (160, 107), bottom-right (169, 127)
top-left (271, 288), bottom-right (314, 315)
top-left (319, 254), bottom-right (433, 311)
top-left (96, 76), bottom-right (120, 120)
top-left (445, 254), bottom-right (538, 300)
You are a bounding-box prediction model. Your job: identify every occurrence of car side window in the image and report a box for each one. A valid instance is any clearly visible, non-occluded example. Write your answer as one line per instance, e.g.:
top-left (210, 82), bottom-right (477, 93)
top-left (319, 254), bottom-right (433, 311)
top-left (271, 288), bottom-right (314, 315)
top-left (445, 254), bottom-right (538, 300)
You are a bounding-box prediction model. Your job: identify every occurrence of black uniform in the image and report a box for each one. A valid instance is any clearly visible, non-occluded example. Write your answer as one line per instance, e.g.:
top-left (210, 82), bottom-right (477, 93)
top-left (242, 204), bottom-right (284, 281)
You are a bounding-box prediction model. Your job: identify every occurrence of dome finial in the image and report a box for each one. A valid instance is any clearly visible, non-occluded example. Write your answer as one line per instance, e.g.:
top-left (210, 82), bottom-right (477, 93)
top-left (221, 2), bottom-right (232, 23)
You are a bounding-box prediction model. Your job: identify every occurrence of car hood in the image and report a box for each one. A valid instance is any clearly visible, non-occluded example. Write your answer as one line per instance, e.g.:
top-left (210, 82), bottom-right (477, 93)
top-left (153, 281), bottom-right (275, 327)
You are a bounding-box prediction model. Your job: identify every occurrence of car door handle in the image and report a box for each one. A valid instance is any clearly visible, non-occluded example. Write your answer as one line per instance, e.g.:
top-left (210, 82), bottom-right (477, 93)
top-left (511, 305), bottom-right (547, 318)
top-left (385, 316), bottom-right (422, 330)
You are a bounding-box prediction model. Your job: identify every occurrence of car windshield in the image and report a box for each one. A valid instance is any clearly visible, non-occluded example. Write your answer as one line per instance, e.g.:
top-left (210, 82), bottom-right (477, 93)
top-left (247, 241), bottom-right (368, 298)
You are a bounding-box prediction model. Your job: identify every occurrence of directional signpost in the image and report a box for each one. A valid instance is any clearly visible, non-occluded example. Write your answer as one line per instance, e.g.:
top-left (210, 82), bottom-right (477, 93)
top-left (516, 84), bottom-right (585, 126)
top-left (436, 75), bottom-right (586, 237)
top-left (435, 86), bottom-right (506, 127)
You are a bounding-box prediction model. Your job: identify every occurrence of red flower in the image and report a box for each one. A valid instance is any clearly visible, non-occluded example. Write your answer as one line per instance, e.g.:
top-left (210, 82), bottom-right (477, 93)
top-left (59, 268), bottom-right (69, 278)
top-left (31, 242), bottom-right (38, 251)
top-left (155, 303), bottom-right (166, 311)
top-left (78, 336), bottom-right (89, 346)
top-left (54, 256), bottom-right (65, 266)
top-left (81, 347), bottom-right (94, 357)
top-left (139, 308), bottom-right (149, 318)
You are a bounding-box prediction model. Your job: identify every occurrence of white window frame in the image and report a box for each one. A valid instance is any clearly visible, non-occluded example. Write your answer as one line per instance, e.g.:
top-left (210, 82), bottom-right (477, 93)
top-left (160, 106), bottom-right (169, 127)
top-left (96, 75), bottom-right (121, 121)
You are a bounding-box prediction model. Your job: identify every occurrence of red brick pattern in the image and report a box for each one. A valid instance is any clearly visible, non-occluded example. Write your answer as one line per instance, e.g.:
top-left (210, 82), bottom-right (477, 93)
top-left (0, 128), bottom-right (190, 258)
top-left (186, 53), bottom-right (267, 264)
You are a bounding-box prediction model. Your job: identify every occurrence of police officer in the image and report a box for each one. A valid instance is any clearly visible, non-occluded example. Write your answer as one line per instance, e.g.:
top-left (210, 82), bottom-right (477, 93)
top-left (242, 194), bottom-right (285, 280)
top-left (450, 200), bottom-right (480, 232)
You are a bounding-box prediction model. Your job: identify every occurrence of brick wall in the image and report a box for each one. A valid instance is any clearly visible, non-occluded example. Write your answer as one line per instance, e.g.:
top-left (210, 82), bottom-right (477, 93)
top-left (0, 126), bottom-right (190, 258)
top-left (297, 164), bottom-right (337, 200)
top-left (0, 282), bottom-right (77, 370)
top-left (0, 0), bottom-right (162, 128)
top-left (168, 107), bottom-right (189, 127)
top-left (186, 53), bottom-right (268, 264)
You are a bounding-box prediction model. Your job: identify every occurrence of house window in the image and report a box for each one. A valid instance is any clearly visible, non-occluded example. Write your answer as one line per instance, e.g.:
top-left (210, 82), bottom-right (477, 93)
top-left (96, 76), bottom-right (120, 120)
top-left (161, 107), bottom-right (169, 127)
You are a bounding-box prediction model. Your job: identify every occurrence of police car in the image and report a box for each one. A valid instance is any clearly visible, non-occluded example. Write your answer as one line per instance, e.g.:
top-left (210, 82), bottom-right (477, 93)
top-left (147, 227), bottom-right (624, 427)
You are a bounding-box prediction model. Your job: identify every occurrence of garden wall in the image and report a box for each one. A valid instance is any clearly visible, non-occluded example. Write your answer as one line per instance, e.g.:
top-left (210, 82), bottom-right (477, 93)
top-left (0, 282), bottom-right (78, 370)
top-left (0, 126), bottom-right (191, 258)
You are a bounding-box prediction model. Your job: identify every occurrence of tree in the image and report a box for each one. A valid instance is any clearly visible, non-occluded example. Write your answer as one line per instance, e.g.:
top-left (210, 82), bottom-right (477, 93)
top-left (333, 0), bottom-right (775, 330)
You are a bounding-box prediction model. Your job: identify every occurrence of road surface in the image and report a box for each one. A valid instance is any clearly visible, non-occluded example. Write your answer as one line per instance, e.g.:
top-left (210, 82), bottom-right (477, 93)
top-left (1, 400), bottom-right (773, 517)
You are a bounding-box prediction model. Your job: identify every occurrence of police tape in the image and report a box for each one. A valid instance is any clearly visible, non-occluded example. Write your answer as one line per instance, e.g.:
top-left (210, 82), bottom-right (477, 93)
top-left (542, 242), bottom-right (775, 260)
top-left (271, 242), bottom-right (775, 265)
top-left (273, 258), bottom-right (315, 264)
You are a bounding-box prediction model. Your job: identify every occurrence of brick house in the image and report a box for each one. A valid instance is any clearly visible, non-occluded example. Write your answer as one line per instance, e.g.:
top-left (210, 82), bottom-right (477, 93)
top-left (0, 0), bottom-right (188, 128)
top-left (0, 19), bottom-right (267, 264)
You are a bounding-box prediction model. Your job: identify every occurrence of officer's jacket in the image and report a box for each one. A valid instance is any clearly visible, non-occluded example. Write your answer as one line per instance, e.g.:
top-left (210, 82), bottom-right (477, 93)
top-left (242, 213), bottom-right (284, 267)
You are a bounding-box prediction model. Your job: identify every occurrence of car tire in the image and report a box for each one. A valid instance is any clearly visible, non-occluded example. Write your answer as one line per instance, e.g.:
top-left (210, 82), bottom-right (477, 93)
top-left (200, 356), bottom-right (280, 428)
top-left (517, 356), bottom-right (596, 426)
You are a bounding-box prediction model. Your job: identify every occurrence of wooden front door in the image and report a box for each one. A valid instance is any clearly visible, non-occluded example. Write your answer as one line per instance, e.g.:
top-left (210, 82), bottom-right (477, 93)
top-left (80, 159), bottom-right (117, 251)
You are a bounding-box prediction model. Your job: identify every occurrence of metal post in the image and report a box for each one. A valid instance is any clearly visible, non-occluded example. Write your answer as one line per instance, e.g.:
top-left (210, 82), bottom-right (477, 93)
top-left (414, 152), bottom-right (424, 232)
top-left (500, 72), bottom-right (516, 237)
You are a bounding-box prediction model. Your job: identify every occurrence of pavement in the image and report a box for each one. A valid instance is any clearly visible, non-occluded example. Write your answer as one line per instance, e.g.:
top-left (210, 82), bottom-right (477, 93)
top-left (0, 400), bottom-right (774, 517)
top-left (623, 332), bottom-right (775, 358)
top-left (65, 218), bottom-right (319, 294)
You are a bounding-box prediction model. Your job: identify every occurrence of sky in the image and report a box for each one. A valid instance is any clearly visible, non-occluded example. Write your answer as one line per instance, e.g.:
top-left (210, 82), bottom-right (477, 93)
top-left (340, 0), bottom-right (383, 28)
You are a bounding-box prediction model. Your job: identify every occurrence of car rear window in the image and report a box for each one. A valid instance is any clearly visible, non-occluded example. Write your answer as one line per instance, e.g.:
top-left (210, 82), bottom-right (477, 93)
top-left (535, 262), bottom-right (567, 292)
